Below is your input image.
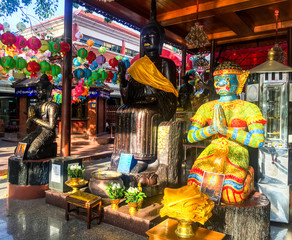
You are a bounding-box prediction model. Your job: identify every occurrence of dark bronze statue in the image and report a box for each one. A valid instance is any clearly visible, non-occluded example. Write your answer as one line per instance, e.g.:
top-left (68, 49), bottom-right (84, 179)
top-left (111, 0), bottom-right (178, 173)
top-left (17, 74), bottom-right (59, 160)
top-left (178, 75), bottom-right (194, 111)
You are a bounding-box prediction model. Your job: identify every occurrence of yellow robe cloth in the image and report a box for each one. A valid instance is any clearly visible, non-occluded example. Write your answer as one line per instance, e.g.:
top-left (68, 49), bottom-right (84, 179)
top-left (127, 55), bottom-right (178, 97)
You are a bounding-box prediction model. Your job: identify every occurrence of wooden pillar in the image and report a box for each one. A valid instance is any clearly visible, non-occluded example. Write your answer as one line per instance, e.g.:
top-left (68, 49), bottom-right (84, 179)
top-left (288, 28), bottom-right (292, 67)
top-left (61, 0), bottom-right (73, 157)
top-left (17, 97), bottom-right (27, 139)
top-left (209, 39), bottom-right (216, 77)
top-left (181, 46), bottom-right (187, 77)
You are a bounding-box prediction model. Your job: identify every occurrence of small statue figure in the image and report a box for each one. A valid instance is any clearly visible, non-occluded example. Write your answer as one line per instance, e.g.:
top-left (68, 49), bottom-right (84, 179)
top-left (112, 0), bottom-right (178, 173)
top-left (17, 74), bottom-right (59, 160)
top-left (178, 75), bottom-right (193, 111)
top-left (192, 79), bottom-right (210, 111)
top-left (187, 61), bottom-right (266, 203)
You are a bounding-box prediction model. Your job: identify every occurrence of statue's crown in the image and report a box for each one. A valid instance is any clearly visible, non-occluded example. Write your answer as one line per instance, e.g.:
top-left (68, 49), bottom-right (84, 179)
top-left (213, 61), bottom-right (249, 94)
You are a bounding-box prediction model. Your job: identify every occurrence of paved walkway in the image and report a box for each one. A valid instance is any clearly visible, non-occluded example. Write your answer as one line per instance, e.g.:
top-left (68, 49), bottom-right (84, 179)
top-left (0, 133), bottom-right (114, 176)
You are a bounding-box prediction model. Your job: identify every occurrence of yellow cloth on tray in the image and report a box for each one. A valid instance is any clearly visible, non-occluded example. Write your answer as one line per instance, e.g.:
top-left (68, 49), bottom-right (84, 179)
top-left (70, 191), bottom-right (99, 202)
top-left (127, 55), bottom-right (178, 97)
top-left (160, 185), bottom-right (214, 225)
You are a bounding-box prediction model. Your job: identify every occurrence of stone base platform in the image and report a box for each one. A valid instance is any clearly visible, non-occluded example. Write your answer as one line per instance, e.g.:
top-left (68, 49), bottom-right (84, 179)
top-left (8, 157), bottom-right (50, 199)
top-left (45, 189), bottom-right (72, 209)
top-left (203, 192), bottom-right (270, 240)
top-left (8, 183), bottom-right (49, 200)
top-left (103, 195), bottom-right (164, 237)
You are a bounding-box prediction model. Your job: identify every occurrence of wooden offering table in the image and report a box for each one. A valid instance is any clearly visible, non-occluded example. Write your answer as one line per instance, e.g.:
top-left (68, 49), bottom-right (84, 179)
top-left (65, 191), bottom-right (102, 229)
top-left (146, 218), bottom-right (226, 240)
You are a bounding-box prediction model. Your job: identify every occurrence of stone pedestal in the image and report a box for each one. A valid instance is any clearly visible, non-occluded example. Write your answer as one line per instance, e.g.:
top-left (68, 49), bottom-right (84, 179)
top-left (203, 192), bottom-right (270, 240)
top-left (49, 157), bottom-right (82, 192)
top-left (157, 121), bottom-right (184, 187)
top-left (8, 156), bottom-right (50, 199)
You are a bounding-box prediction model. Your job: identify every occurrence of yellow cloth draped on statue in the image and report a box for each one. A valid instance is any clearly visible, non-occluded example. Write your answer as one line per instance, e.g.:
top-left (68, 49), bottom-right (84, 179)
top-left (127, 55), bottom-right (179, 97)
top-left (160, 185), bottom-right (214, 225)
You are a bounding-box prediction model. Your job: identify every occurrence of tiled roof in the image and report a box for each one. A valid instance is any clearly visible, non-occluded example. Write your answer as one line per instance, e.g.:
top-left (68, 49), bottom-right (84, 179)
top-left (75, 10), bottom-right (139, 38)
top-left (24, 10), bottom-right (139, 39)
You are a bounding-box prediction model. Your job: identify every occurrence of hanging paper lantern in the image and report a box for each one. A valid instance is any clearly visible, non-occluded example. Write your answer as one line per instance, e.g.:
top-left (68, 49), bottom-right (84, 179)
top-left (116, 55), bottom-right (123, 61)
top-left (8, 76), bottom-right (14, 82)
top-left (54, 74), bottom-right (62, 86)
top-left (98, 46), bottom-right (106, 55)
top-left (84, 76), bottom-right (94, 86)
top-left (77, 48), bottom-right (88, 59)
top-left (92, 61), bottom-right (98, 68)
top-left (112, 72), bottom-right (118, 84)
top-left (106, 71), bottom-right (114, 83)
top-left (89, 63), bottom-right (97, 71)
top-left (123, 57), bottom-right (131, 69)
top-left (14, 35), bottom-right (27, 49)
top-left (51, 64), bottom-right (62, 77)
top-left (0, 24), bottom-right (3, 32)
top-left (91, 71), bottom-right (100, 80)
top-left (86, 39), bottom-right (94, 48)
top-left (109, 58), bottom-right (119, 69)
top-left (5, 44), bottom-right (18, 57)
top-left (73, 58), bottom-right (82, 68)
top-left (39, 40), bottom-right (49, 53)
top-left (73, 68), bottom-right (85, 79)
top-left (86, 51), bottom-right (96, 63)
top-left (39, 60), bottom-right (51, 73)
top-left (27, 36), bottom-right (41, 52)
top-left (83, 69), bottom-right (92, 79)
top-left (100, 70), bottom-right (108, 81)
top-left (16, 22), bottom-right (26, 32)
top-left (96, 55), bottom-right (106, 65)
top-left (75, 32), bottom-right (83, 41)
top-left (15, 57), bottom-right (27, 71)
top-left (3, 22), bottom-right (10, 32)
top-left (0, 56), bottom-right (16, 72)
top-left (26, 61), bottom-right (40, 77)
top-left (49, 41), bottom-right (61, 55)
top-left (1, 32), bottom-right (16, 46)
top-left (60, 42), bottom-right (70, 56)
top-left (23, 67), bottom-right (32, 77)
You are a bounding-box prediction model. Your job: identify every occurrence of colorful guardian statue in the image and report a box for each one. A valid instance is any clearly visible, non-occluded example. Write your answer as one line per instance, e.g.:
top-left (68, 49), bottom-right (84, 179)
top-left (187, 61), bottom-right (266, 203)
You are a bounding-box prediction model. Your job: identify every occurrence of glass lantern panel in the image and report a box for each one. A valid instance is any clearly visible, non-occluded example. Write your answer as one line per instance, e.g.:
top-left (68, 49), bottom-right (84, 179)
top-left (264, 85), bottom-right (281, 140)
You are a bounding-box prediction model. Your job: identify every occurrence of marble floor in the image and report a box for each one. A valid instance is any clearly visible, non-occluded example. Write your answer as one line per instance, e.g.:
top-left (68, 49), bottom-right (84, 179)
top-left (0, 179), bottom-right (147, 240)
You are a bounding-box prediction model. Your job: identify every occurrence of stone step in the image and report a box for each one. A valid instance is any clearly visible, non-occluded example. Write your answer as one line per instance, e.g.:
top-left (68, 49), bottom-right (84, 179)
top-left (103, 195), bottom-right (164, 237)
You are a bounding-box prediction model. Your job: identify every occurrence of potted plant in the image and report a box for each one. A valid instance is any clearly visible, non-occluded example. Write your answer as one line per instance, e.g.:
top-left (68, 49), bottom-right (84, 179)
top-left (105, 182), bottom-right (125, 210)
top-left (124, 187), bottom-right (146, 215)
top-left (66, 165), bottom-right (86, 192)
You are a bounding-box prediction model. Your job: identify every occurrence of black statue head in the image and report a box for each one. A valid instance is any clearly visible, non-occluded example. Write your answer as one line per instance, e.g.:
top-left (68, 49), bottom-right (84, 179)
top-left (36, 74), bottom-right (53, 100)
top-left (140, 0), bottom-right (165, 57)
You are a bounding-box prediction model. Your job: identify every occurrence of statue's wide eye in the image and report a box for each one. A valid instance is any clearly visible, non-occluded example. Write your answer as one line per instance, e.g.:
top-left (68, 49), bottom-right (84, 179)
top-left (225, 77), bottom-right (230, 81)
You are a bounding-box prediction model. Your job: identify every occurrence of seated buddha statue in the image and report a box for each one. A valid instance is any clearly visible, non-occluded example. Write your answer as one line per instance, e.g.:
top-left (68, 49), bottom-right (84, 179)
top-left (187, 61), bottom-right (266, 204)
top-left (18, 74), bottom-right (59, 160)
top-left (111, 0), bottom-right (178, 173)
